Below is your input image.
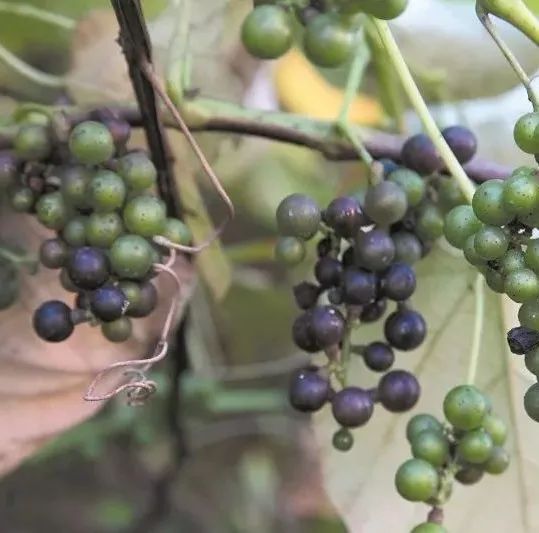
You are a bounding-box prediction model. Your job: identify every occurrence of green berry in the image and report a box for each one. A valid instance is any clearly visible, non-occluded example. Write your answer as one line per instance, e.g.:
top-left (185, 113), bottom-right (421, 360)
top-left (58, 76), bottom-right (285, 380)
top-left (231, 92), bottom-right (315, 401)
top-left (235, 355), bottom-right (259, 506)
top-left (59, 165), bottom-right (92, 209)
top-left (9, 186), bottom-right (34, 212)
top-left (332, 428), bottom-right (354, 451)
top-left (275, 236), bottom-right (306, 266)
top-left (14, 124), bottom-right (52, 160)
top-left (303, 13), bottom-right (354, 68)
top-left (411, 430), bottom-right (449, 467)
top-left (355, 0), bottom-right (408, 20)
top-left (276, 193), bottom-right (321, 240)
top-left (483, 446), bottom-right (510, 475)
top-left (503, 174), bottom-right (539, 216)
top-left (525, 346), bottom-right (539, 376)
top-left (117, 151), bottom-right (157, 191)
top-left (463, 234), bottom-right (487, 267)
top-left (524, 382), bottom-right (539, 421)
top-left (392, 231), bottom-right (422, 265)
top-left (473, 225), bottom-right (508, 260)
top-left (525, 240), bottom-right (539, 273)
top-left (484, 267), bottom-right (505, 293)
top-left (415, 203), bottom-right (444, 242)
top-left (443, 385), bottom-right (488, 431)
top-left (88, 170), bottom-right (127, 213)
top-left (513, 112), bottom-right (539, 154)
top-left (455, 465), bottom-right (484, 485)
top-left (110, 234), bottom-right (154, 279)
top-left (118, 280), bottom-right (142, 310)
top-left (406, 414), bottom-right (444, 443)
top-left (86, 212), bottom-right (124, 248)
top-left (443, 205), bottom-right (482, 249)
top-left (241, 5), bottom-right (293, 60)
top-left (124, 280), bottom-right (157, 317)
top-left (161, 218), bottom-right (192, 246)
top-left (62, 216), bottom-right (87, 247)
top-left (500, 248), bottom-right (526, 276)
top-left (437, 176), bottom-right (466, 212)
top-left (481, 414), bottom-right (507, 446)
top-left (68, 121), bottom-right (115, 165)
top-left (394, 458), bottom-right (439, 502)
top-left (363, 180), bottom-right (408, 225)
top-left (472, 179), bottom-right (513, 226)
top-left (505, 268), bottom-right (539, 303)
top-left (123, 195), bottom-right (167, 237)
top-left (519, 300), bottom-right (539, 330)
top-left (411, 524), bottom-right (447, 533)
top-left (35, 191), bottom-right (68, 230)
top-left (101, 316), bottom-right (132, 343)
top-left (457, 428), bottom-right (494, 464)
top-left (388, 168), bottom-right (425, 207)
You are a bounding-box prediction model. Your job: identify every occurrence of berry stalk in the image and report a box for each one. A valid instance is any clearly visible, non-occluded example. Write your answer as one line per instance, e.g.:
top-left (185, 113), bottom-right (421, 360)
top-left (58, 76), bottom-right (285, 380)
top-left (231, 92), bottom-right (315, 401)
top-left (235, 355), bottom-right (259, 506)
top-left (466, 275), bottom-right (485, 386)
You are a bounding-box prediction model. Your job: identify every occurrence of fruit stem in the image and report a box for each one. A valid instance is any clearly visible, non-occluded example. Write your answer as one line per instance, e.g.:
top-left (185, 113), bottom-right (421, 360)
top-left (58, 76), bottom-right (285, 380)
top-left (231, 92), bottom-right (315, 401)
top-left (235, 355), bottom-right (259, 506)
top-left (340, 307), bottom-right (360, 386)
top-left (466, 274), bottom-right (485, 386)
top-left (476, 5), bottom-right (539, 112)
top-left (0, 245), bottom-right (37, 270)
top-left (0, 1), bottom-right (75, 30)
top-left (369, 18), bottom-right (475, 203)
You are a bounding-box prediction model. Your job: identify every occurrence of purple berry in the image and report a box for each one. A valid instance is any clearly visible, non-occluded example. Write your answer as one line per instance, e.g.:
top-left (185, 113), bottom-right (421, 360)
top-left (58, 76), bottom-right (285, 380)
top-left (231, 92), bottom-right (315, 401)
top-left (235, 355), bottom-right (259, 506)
top-left (378, 370), bottom-right (420, 412)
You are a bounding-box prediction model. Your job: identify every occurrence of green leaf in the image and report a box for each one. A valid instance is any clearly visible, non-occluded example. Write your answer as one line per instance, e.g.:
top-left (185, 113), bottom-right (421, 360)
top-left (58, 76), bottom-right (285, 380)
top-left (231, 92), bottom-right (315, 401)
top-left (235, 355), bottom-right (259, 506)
top-left (314, 245), bottom-right (537, 531)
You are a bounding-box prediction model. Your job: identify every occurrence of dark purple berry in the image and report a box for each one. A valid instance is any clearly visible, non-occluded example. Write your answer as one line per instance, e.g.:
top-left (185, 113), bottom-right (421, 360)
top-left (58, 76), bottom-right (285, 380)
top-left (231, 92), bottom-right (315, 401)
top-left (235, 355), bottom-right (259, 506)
top-left (381, 263), bottom-right (416, 301)
top-left (363, 342), bottom-right (395, 372)
top-left (310, 305), bottom-right (345, 348)
top-left (401, 134), bottom-right (442, 175)
top-left (317, 237), bottom-right (333, 257)
top-left (126, 281), bottom-right (157, 318)
top-left (355, 229), bottom-right (395, 271)
top-left (378, 370), bottom-right (420, 412)
top-left (324, 196), bottom-right (367, 238)
top-left (33, 300), bottom-right (74, 342)
top-left (293, 281), bottom-right (320, 310)
top-left (455, 466), bottom-right (484, 485)
top-left (342, 268), bottom-right (377, 305)
top-left (442, 125), bottom-right (477, 164)
top-left (103, 118), bottom-right (131, 149)
top-left (66, 247), bottom-right (109, 290)
top-left (360, 298), bottom-right (387, 322)
top-left (90, 285), bottom-right (127, 322)
top-left (315, 256), bottom-right (343, 288)
top-left (289, 367), bottom-right (330, 412)
top-left (384, 309), bottom-right (426, 350)
top-left (507, 326), bottom-right (539, 354)
top-left (331, 387), bottom-right (374, 427)
top-left (292, 311), bottom-right (319, 353)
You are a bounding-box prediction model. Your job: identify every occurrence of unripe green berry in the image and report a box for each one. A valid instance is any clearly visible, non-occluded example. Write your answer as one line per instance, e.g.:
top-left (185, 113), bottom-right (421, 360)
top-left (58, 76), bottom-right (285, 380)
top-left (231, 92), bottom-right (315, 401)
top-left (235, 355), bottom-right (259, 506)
top-left (110, 234), bottom-right (154, 279)
top-left (35, 191), bottom-right (68, 230)
top-left (69, 120), bottom-right (115, 165)
top-left (276, 193), bottom-right (321, 240)
top-left (14, 124), bottom-right (52, 160)
top-left (513, 112), bottom-right (539, 154)
top-left (102, 316), bottom-right (132, 343)
top-left (88, 170), bottom-right (127, 213)
top-left (443, 385), bottom-right (488, 430)
top-left (473, 225), bottom-right (508, 260)
top-left (394, 458), bottom-right (439, 502)
top-left (472, 179), bottom-right (512, 226)
top-left (86, 212), bottom-right (124, 248)
top-left (275, 236), bottom-right (306, 266)
top-left (443, 205), bottom-right (482, 249)
top-left (123, 195), bottom-right (167, 237)
top-left (117, 151), bottom-right (157, 191)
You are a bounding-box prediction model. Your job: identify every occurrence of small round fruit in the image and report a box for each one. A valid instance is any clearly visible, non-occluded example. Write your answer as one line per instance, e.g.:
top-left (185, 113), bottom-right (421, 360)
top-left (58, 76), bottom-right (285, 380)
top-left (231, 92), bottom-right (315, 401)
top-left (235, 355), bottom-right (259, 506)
top-left (411, 523), bottom-right (447, 533)
top-left (162, 218), bottom-right (192, 246)
top-left (324, 196), bottom-right (367, 237)
top-left (357, 0), bottom-right (408, 19)
top-left (524, 382), bottom-right (539, 422)
top-left (443, 205), bottom-right (482, 249)
top-left (103, 118), bottom-right (131, 149)
top-left (484, 268), bottom-right (505, 293)
top-left (293, 282), bottom-right (319, 310)
top-left (503, 174), bottom-right (539, 216)
top-left (505, 268), bottom-right (539, 303)
top-left (519, 300), bottom-right (539, 331)
top-left (90, 285), bottom-right (127, 322)
top-left (392, 231), bottom-right (422, 265)
top-left (384, 309), bottom-right (426, 351)
top-left (292, 311), bottom-right (319, 353)
top-left (9, 186), bottom-right (34, 212)
top-left (331, 387), bottom-right (374, 427)
top-left (332, 428), bottom-right (354, 452)
top-left (473, 225), bottom-right (508, 260)
top-left (68, 120), bottom-right (115, 164)
top-left (276, 193), bottom-right (321, 240)
top-left (364, 181), bottom-right (408, 225)
top-left (381, 263), bottom-right (416, 301)
top-left (513, 112), bottom-right (539, 154)
top-left (378, 370), bottom-right (420, 412)
top-left (310, 305), bottom-right (345, 348)
top-left (501, 248), bottom-right (526, 275)
top-left (482, 414), bottom-right (507, 446)
top-left (525, 240), bottom-right (539, 273)
top-left (14, 124), bottom-right (51, 160)
top-left (455, 465), bottom-right (484, 485)
top-left (355, 229), bottom-right (395, 271)
top-left (303, 13), bottom-right (354, 68)
top-left (123, 195), bottom-right (166, 237)
top-left (289, 367), bottom-right (330, 412)
top-left (437, 175), bottom-right (466, 211)
top-left (275, 236), bottom-right (306, 266)
top-left (442, 125), bottom-right (477, 164)
top-left (59, 165), bottom-right (92, 209)
top-left (388, 168), bottom-right (426, 207)
top-left (67, 246), bottom-right (110, 290)
top-left (88, 170), bottom-right (127, 213)
top-left (117, 151), bottom-right (157, 191)
top-left (33, 300), bottom-right (74, 342)
top-left (463, 234), bottom-right (486, 267)
top-left (411, 430), bottom-right (449, 467)
top-left (363, 342), bottom-right (395, 372)
top-left (315, 257), bottom-right (343, 288)
top-left (457, 428), bottom-right (494, 464)
top-left (415, 204), bottom-right (445, 242)
top-left (401, 134), bottom-right (442, 175)
top-left (360, 298), bottom-right (387, 322)
top-left (525, 346), bottom-right (539, 376)
top-left (472, 179), bottom-right (512, 226)
top-left (406, 414), bottom-right (444, 443)
top-left (241, 5), bottom-right (292, 60)
top-left (443, 385), bottom-right (488, 430)
top-left (483, 446), bottom-right (510, 474)
top-left (342, 267), bottom-right (377, 305)
top-left (35, 191), bottom-right (68, 230)
top-left (124, 280), bottom-right (157, 318)
top-left (394, 458), bottom-right (439, 502)
top-left (110, 234), bottom-right (154, 279)
top-left (101, 316), bottom-right (132, 343)
top-left (62, 216), bottom-right (87, 247)
top-left (39, 238), bottom-right (68, 269)
top-left (86, 212), bottom-right (124, 248)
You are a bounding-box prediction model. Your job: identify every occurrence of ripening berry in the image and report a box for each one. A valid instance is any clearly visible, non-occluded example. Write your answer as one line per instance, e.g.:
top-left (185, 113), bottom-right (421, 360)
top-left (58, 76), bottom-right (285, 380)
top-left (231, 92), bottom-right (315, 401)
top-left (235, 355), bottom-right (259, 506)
top-left (276, 193), bottom-right (321, 240)
top-left (394, 458), bottom-right (439, 502)
top-left (68, 121), bottom-right (115, 164)
top-left (331, 387), bottom-right (374, 427)
top-left (288, 367), bottom-right (330, 413)
top-left (33, 300), bottom-right (74, 342)
top-left (378, 370), bottom-right (420, 412)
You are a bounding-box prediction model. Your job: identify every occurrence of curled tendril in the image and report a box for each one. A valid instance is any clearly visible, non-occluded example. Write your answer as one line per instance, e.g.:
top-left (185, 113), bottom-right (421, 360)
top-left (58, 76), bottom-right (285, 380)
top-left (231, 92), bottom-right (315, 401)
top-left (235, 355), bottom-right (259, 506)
top-left (84, 249), bottom-right (182, 405)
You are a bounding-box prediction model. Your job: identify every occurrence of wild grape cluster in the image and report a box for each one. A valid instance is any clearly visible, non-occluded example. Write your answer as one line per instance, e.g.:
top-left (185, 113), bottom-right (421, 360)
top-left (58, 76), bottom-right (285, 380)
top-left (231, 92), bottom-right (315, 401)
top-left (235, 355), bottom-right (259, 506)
top-left (442, 110), bottom-right (539, 423)
top-left (241, 0), bottom-right (408, 68)
top-left (396, 385), bottom-right (509, 533)
top-left (1, 111), bottom-right (191, 343)
top-left (278, 126), bottom-right (478, 450)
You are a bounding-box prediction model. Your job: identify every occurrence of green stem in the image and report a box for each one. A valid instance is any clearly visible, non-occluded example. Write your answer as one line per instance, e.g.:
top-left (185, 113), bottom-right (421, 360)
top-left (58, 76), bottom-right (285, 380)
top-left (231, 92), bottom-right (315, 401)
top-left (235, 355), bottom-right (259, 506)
top-left (370, 18), bottom-right (475, 203)
top-left (466, 275), bottom-right (485, 386)
top-left (0, 246), bottom-right (36, 267)
top-left (0, 1), bottom-right (75, 30)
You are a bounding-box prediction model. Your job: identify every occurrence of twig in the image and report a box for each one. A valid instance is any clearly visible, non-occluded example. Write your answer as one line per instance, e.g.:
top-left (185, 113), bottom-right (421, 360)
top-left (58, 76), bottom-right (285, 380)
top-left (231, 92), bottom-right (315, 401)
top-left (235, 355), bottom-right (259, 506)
top-left (0, 1), bottom-right (75, 30)
top-left (466, 275), bottom-right (485, 386)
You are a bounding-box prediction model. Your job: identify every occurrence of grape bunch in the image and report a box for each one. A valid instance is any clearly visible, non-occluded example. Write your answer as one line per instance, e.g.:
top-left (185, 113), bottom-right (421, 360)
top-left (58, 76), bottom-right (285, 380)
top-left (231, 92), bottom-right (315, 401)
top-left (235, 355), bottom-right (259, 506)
top-left (241, 0), bottom-right (409, 68)
top-left (278, 126), bottom-right (478, 450)
top-left (1, 112), bottom-right (191, 344)
top-left (396, 385), bottom-right (509, 533)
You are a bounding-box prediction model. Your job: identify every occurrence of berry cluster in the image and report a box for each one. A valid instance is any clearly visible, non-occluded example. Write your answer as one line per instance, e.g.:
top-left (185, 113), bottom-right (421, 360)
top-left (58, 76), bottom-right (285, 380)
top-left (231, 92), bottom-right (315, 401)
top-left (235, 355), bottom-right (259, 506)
top-left (241, 0), bottom-right (408, 68)
top-left (397, 385), bottom-right (509, 533)
top-left (280, 126), bottom-right (478, 450)
top-left (2, 112), bottom-right (191, 343)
